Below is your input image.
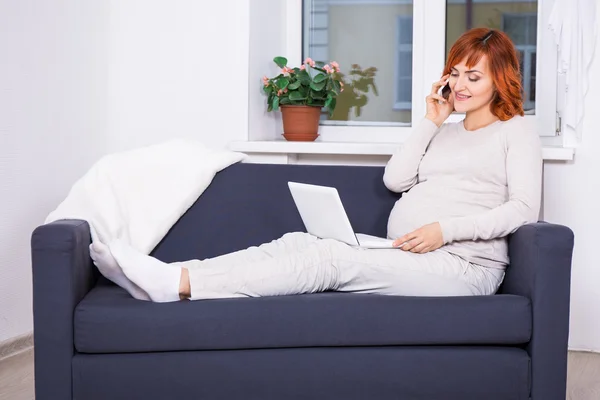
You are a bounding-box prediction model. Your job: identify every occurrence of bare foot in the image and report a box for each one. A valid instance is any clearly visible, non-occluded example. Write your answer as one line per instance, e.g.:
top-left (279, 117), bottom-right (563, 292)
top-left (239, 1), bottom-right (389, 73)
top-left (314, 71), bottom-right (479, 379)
top-left (180, 268), bottom-right (191, 299)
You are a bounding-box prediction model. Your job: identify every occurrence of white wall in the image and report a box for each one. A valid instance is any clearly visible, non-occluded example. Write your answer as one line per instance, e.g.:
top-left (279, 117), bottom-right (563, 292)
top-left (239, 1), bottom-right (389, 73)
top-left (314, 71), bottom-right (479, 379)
top-left (0, 0), bottom-right (250, 344)
top-left (543, 3), bottom-right (600, 352)
top-left (248, 0), bottom-right (287, 141)
top-left (106, 0), bottom-right (249, 152)
top-left (0, 0), bottom-right (109, 342)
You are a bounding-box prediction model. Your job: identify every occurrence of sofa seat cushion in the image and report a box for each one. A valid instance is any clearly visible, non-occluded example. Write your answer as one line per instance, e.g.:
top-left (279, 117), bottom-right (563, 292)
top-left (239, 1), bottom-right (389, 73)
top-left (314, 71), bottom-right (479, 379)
top-left (74, 278), bottom-right (532, 354)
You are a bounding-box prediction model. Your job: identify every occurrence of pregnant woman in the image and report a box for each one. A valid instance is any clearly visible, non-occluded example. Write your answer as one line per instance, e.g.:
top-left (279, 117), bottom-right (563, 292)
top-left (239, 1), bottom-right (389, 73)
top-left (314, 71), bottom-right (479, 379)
top-left (91, 27), bottom-right (542, 302)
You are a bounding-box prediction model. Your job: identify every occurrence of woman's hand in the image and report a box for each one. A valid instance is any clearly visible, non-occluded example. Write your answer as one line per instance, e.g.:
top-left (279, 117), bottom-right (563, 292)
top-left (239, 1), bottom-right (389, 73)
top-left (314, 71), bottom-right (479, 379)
top-left (392, 222), bottom-right (444, 254)
top-left (425, 74), bottom-right (454, 127)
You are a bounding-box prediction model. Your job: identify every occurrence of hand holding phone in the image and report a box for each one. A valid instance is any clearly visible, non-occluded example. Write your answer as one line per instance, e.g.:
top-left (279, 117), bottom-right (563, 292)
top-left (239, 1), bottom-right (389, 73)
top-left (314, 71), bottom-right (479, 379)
top-left (437, 79), bottom-right (451, 104)
top-left (425, 75), bottom-right (454, 127)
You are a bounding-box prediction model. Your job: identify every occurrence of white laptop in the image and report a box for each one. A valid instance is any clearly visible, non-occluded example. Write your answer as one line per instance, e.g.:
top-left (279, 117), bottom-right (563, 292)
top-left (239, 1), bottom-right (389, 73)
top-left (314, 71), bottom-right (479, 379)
top-left (287, 181), bottom-right (396, 249)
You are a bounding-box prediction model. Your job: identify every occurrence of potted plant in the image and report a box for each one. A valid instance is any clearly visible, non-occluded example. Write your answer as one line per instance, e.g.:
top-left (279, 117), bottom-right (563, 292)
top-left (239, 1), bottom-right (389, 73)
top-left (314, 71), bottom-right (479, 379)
top-left (262, 56), bottom-right (344, 141)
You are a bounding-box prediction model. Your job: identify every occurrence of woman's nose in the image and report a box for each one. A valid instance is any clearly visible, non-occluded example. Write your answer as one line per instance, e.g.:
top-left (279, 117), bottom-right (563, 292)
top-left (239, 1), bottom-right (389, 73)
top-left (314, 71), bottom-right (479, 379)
top-left (452, 75), bottom-right (469, 92)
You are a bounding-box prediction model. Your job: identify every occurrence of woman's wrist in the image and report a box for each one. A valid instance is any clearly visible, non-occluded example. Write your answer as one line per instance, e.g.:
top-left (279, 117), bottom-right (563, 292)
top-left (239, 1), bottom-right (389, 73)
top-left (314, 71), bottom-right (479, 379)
top-left (425, 114), bottom-right (443, 128)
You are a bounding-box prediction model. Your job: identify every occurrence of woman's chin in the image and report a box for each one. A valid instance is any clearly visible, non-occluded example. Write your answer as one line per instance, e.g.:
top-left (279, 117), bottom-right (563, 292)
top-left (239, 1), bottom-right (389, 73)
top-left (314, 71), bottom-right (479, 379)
top-left (453, 103), bottom-right (470, 113)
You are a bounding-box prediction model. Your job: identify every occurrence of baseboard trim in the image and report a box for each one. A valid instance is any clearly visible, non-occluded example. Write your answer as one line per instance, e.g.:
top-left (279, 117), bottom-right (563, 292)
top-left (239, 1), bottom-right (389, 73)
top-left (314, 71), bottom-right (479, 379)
top-left (569, 346), bottom-right (600, 354)
top-left (0, 332), bottom-right (33, 361)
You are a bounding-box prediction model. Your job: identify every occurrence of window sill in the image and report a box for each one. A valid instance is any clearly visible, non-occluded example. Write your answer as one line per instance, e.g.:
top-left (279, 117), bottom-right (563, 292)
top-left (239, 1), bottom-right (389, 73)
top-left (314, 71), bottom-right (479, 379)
top-left (228, 140), bottom-right (575, 161)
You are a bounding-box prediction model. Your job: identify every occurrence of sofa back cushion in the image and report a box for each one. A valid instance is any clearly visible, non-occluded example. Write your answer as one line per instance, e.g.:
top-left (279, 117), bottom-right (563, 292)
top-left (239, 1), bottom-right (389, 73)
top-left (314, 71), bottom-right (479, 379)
top-left (151, 162), bottom-right (400, 262)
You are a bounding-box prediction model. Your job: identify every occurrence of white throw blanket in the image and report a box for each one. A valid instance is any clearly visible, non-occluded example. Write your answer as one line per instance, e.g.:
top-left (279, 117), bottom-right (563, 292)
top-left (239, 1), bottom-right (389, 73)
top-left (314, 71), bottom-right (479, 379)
top-left (46, 139), bottom-right (246, 255)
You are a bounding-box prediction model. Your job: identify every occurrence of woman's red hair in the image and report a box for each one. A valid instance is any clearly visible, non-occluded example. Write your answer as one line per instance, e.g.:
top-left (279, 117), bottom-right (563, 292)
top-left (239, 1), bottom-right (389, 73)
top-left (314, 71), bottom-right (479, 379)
top-left (443, 28), bottom-right (524, 120)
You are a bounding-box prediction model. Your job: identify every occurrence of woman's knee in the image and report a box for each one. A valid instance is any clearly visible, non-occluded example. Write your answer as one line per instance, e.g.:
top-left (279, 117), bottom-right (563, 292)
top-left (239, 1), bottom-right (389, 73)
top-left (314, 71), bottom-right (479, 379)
top-left (316, 238), bottom-right (355, 258)
top-left (281, 231), bottom-right (319, 244)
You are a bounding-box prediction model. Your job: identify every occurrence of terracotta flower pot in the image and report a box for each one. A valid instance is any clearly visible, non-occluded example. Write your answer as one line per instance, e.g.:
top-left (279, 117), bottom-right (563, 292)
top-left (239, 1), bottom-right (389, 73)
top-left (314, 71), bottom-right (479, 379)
top-left (280, 105), bottom-right (321, 141)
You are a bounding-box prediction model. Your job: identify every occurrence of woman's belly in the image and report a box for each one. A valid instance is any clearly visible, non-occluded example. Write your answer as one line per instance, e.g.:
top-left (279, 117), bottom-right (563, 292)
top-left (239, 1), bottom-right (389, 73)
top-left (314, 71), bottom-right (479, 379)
top-left (386, 181), bottom-right (506, 239)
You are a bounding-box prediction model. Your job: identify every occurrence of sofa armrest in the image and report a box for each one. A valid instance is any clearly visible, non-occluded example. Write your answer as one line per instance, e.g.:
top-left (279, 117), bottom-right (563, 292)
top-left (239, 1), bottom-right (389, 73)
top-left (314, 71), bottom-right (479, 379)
top-left (31, 219), bottom-right (97, 400)
top-left (501, 222), bottom-right (574, 400)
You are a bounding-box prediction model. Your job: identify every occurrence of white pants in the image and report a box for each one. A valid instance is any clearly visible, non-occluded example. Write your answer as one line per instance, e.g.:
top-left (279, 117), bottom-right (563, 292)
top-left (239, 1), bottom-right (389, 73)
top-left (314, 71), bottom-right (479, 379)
top-left (175, 232), bottom-right (504, 301)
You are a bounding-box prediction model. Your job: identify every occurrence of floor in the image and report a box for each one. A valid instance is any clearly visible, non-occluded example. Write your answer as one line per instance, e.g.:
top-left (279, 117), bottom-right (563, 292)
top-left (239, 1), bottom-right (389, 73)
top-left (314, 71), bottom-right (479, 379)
top-left (0, 349), bottom-right (599, 399)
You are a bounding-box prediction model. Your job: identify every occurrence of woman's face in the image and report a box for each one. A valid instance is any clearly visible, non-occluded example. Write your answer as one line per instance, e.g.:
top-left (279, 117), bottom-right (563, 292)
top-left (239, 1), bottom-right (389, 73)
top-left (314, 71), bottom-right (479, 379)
top-left (448, 55), bottom-right (496, 114)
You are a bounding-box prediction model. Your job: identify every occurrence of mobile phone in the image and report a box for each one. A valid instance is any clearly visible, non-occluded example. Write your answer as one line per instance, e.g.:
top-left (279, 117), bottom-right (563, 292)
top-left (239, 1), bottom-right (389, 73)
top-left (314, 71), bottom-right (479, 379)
top-left (437, 80), bottom-right (451, 104)
top-left (441, 83), bottom-right (451, 99)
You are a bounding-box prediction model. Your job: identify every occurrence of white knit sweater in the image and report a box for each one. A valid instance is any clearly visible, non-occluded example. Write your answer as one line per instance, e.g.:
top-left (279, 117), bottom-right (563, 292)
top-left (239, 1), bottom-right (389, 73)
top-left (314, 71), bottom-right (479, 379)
top-left (384, 116), bottom-right (543, 269)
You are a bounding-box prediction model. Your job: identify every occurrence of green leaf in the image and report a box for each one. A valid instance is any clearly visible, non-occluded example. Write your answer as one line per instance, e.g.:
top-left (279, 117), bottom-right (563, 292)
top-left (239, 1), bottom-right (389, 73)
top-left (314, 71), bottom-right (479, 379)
top-left (267, 92), bottom-right (274, 111)
top-left (263, 85), bottom-right (273, 94)
top-left (297, 69), bottom-right (311, 84)
top-left (288, 80), bottom-right (302, 90)
top-left (298, 85), bottom-right (309, 97)
top-left (276, 77), bottom-right (290, 90)
top-left (289, 91), bottom-right (306, 101)
top-left (310, 81), bottom-right (326, 91)
top-left (332, 80), bottom-right (342, 95)
top-left (328, 98), bottom-right (337, 116)
top-left (313, 73), bottom-right (326, 83)
top-left (280, 96), bottom-right (291, 105)
top-left (273, 96), bottom-right (280, 111)
top-left (325, 94), bottom-right (333, 108)
top-left (273, 57), bottom-right (287, 68)
top-left (314, 61), bottom-right (326, 68)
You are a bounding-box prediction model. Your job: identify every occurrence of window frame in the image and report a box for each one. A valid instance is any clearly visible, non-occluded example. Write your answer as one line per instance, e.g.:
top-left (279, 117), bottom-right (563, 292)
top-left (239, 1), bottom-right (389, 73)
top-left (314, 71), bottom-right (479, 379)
top-left (289, 0), bottom-right (560, 143)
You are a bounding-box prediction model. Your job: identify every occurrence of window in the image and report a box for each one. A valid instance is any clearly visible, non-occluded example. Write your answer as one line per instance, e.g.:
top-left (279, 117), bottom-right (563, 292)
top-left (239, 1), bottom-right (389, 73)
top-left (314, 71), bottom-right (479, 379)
top-left (502, 13), bottom-right (537, 112)
top-left (305, 1), bottom-right (330, 65)
top-left (394, 16), bottom-right (413, 111)
top-left (303, 0), bottom-right (414, 136)
top-left (298, 0), bottom-right (559, 142)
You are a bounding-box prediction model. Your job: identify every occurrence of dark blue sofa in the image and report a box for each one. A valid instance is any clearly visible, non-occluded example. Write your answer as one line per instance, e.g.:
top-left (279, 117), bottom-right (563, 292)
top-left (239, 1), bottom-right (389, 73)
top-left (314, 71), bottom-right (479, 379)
top-left (31, 162), bottom-right (574, 400)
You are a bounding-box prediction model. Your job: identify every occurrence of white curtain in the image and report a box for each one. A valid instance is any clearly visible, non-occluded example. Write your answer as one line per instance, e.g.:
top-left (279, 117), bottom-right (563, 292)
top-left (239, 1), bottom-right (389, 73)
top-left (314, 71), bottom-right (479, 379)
top-left (549, 0), bottom-right (598, 138)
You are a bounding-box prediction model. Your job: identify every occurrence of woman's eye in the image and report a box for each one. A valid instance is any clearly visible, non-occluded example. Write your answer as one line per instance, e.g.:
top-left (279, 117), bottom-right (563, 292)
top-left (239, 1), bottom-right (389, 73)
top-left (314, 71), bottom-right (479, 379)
top-left (450, 73), bottom-right (459, 77)
top-left (469, 78), bottom-right (479, 82)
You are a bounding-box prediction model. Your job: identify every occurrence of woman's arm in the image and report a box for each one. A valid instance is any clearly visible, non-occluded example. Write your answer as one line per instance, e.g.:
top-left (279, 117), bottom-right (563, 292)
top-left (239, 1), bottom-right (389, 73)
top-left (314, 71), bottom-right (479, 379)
top-left (383, 75), bottom-right (454, 193)
top-left (438, 124), bottom-right (543, 243)
top-left (383, 118), bottom-right (440, 193)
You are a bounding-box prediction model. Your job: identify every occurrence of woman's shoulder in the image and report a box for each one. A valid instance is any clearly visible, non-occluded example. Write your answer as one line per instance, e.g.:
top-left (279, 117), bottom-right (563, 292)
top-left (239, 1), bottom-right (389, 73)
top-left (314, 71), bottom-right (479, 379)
top-left (499, 114), bottom-right (534, 131)
top-left (499, 115), bottom-right (542, 152)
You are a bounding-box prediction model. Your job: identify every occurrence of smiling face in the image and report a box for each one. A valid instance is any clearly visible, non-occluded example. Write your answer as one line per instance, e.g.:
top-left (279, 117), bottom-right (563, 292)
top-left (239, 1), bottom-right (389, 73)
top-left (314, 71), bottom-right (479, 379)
top-left (448, 55), bottom-right (496, 114)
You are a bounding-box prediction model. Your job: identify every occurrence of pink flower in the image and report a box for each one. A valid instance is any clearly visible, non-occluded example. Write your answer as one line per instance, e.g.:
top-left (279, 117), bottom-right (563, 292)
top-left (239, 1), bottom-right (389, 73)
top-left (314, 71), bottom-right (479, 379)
top-left (304, 57), bottom-right (316, 67)
top-left (331, 61), bottom-right (339, 69)
top-left (262, 76), bottom-right (269, 86)
top-left (323, 65), bottom-right (333, 74)
top-left (277, 89), bottom-right (283, 96)
top-left (300, 65), bottom-right (306, 71)
top-left (284, 88), bottom-right (288, 93)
